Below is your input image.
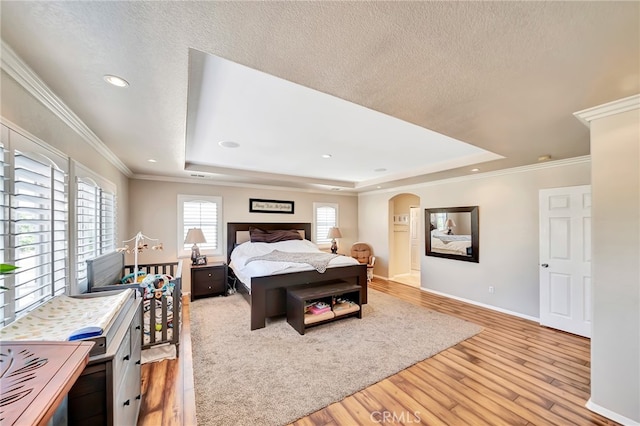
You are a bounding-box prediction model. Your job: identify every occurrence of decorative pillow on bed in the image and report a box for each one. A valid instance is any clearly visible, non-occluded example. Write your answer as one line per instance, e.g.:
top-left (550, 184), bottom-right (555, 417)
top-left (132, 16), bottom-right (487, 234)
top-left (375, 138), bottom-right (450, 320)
top-left (249, 227), bottom-right (303, 243)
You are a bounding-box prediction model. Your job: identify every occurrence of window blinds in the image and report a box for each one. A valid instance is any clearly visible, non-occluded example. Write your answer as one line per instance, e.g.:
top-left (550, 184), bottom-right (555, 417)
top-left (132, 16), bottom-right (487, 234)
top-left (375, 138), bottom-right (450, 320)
top-left (315, 205), bottom-right (337, 245)
top-left (8, 150), bottom-right (68, 324)
top-left (76, 177), bottom-right (116, 286)
top-left (183, 200), bottom-right (218, 251)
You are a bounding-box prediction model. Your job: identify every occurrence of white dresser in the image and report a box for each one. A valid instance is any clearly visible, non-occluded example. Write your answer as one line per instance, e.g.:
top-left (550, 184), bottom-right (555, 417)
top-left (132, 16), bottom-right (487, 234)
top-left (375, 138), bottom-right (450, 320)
top-left (67, 294), bottom-right (142, 425)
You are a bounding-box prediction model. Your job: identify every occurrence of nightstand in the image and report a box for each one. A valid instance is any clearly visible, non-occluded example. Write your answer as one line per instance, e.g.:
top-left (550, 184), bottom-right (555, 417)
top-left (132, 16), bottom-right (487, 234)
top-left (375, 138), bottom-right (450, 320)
top-left (191, 262), bottom-right (227, 301)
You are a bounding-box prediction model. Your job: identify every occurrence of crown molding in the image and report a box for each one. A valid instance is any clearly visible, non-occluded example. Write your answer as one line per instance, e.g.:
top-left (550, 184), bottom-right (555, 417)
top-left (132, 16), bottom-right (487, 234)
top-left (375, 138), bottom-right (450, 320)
top-left (132, 173), bottom-right (359, 197)
top-left (363, 155), bottom-right (591, 196)
top-left (0, 40), bottom-right (132, 177)
top-left (574, 94), bottom-right (640, 127)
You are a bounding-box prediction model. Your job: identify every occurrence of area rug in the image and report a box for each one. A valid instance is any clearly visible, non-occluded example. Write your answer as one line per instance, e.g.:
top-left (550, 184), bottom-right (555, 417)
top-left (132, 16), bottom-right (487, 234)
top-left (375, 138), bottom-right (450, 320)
top-left (191, 289), bottom-right (482, 426)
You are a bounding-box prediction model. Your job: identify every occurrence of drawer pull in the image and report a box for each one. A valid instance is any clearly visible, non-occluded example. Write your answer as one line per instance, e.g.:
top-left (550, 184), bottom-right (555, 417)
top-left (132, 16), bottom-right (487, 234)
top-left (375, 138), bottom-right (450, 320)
top-left (136, 394), bottom-right (142, 400)
top-left (136, 360), bottom-right (141, 365)
top-left (123, 399), bottom-right (130, 406)
top-left (136, 325), bottom-right (141, 330)
top-left (123, 355), bottom-right (130, 361)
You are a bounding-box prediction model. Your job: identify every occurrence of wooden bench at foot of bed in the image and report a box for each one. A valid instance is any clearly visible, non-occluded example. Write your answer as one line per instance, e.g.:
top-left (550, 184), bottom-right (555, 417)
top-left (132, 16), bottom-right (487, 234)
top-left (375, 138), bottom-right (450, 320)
top-left (248, 263), bottom-right (367, 330)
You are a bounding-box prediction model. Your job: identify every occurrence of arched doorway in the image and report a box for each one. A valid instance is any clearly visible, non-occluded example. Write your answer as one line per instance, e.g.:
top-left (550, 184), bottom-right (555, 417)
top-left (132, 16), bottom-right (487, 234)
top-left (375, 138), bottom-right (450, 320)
top-left (388, 193), bottom-right (421, 287)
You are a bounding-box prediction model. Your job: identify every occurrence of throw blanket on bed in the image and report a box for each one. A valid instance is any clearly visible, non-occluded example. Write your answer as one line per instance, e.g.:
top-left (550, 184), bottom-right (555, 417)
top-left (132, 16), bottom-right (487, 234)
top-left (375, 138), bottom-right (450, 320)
top-left (246, 250), bottom-right (339, 273)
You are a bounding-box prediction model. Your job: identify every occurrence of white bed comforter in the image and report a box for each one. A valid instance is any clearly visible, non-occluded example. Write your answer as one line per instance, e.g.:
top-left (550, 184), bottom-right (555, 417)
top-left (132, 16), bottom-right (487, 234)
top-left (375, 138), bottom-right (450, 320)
top-left (230, 239), bottom-right (359, 289)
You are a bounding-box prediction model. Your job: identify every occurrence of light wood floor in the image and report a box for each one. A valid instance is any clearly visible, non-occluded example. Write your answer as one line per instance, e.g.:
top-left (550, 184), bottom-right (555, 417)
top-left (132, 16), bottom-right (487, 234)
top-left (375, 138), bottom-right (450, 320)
top-left (139, 280), bottom-right (619, 426)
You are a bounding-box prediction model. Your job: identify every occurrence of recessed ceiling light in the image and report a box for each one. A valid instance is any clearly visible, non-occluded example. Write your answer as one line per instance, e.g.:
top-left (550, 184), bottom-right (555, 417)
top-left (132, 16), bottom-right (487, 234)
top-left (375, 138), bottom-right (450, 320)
top-left (147, 159), bottom-right (157, 163)
top-left (538, 154), bottom-right (552, 161)
top-left (376, 185), bottom-right (382, 189)
top-left (322, 154), bottom-right (332, 159)
top-left (374, 168), bottom-right (387, 172)
top-left (471, 168), bottom-right (479, 172)
top-left (219, 141), bottom-right (240, 148)
top-left (331, 188), bottom-right (341, 191)
top-left (103, 74), bottom-right (129, 87)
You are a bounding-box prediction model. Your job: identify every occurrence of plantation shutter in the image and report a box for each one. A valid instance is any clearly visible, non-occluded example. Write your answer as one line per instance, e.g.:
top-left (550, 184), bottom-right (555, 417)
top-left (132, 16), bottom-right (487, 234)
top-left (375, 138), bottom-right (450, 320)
top-left (183, 200), bottom-right (218, 251)
top-left (76, 178), bottom-right (98, 284)
top-left (101, 190), bottom-right (116, 253)
top-left (0, 139), bottom-right (7, 324)
top-left (76, 177), bottom-right (117, 286)
top-left (11, 150), bottom-right (68, 321)
top-left (315, 205), bottom-right (337, 245)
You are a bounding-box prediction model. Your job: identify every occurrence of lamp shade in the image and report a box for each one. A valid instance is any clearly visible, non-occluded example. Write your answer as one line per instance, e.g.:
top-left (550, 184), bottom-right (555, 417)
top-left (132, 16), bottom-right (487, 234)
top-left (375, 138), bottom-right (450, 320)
top-left (445, 219), bottom-right (456, 228)
top-left (326, 227), bottom-right (342, 239)
top-left (184, 228), bottom-right (207, 244)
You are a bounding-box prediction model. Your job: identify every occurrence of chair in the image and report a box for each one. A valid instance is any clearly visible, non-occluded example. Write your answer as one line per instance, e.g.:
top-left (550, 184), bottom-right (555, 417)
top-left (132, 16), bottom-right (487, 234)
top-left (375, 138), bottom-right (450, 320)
top-left (350, 242), bottom-right (376, 282)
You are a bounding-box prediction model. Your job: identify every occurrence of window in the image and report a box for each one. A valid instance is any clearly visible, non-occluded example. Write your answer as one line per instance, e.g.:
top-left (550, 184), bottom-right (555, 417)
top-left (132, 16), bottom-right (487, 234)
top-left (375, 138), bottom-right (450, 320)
top-left (434, 212), bottom-right (447, 231)
top-left (0, 139), bottom-right (7, 324)
top-left (314, 202), bottom-right (338, 246)
top-left (177, 195), bottom-right (222, 257)
top-left (1, 128), bottom-right (69, 326)
top-left (0, 124), bottom-right (118, 327)
top-left (76, 172), bottom-right (116, 288)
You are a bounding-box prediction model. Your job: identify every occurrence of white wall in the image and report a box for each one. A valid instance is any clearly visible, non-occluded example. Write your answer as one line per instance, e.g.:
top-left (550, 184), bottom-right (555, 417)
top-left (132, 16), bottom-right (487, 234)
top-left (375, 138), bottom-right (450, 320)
top-left (359, 159), bottom-right (590, 318)
top-left (589, 107), bottom-right (639, 424)
top-left (1, 70), bottom-right (130, 295)
top-left (128, 179), bottom-right (358, 293)
top-left (1, 70), bottom-right (130, 241)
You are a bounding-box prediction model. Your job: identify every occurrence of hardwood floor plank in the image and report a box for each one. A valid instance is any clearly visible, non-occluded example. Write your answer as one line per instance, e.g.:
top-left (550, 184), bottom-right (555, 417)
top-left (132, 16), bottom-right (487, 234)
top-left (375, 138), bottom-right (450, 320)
top-left (550, 401), bottom-right (619, 426)
top-left (324, 401), bottom-right (362, 426)
top-left (437, 349), bottom-right (519, 401)
top-left (140, 279), bottom-right (621, 426)
top-left (393, 369), bottom-right (457, 409)
top-left (376, 379), bottom-right (447, 426)
top-left (339, 396), bottom-right (377, 425)
top-left (444, 347), bottom-right (554, 409)
top-left (417, 358), bottom-right (529, 426)
top-left (388, 374), bottom-right (466, 425)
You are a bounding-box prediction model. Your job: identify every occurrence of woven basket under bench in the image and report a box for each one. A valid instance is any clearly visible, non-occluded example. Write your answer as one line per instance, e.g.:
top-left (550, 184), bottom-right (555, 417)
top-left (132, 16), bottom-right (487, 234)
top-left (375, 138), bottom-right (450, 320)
top-left (86, 251), bottom-right (183, 353)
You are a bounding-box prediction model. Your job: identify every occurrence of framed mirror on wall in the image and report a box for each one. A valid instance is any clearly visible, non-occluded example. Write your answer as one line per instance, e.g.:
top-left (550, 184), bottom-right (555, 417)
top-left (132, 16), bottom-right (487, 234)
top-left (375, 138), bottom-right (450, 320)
top-left (425, 206), bottom-right (479, 263)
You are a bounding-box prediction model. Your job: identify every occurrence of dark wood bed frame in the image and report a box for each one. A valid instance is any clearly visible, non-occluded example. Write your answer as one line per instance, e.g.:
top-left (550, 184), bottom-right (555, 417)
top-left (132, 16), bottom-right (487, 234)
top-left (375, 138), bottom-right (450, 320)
top-left (226, 222), bottom-right (368, 330)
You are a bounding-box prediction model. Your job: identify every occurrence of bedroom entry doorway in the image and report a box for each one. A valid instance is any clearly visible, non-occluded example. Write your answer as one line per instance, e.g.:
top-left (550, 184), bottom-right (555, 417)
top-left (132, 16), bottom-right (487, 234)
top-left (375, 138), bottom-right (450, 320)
top-left (539, 185), bottom-right (592, 338)
top-left (389, 193), bottom-right (421, 287)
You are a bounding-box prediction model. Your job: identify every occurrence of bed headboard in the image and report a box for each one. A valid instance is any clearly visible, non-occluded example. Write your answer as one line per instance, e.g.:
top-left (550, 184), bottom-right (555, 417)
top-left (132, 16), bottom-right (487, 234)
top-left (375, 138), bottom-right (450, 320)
top-left (226, 222), bottom-right (312, 263)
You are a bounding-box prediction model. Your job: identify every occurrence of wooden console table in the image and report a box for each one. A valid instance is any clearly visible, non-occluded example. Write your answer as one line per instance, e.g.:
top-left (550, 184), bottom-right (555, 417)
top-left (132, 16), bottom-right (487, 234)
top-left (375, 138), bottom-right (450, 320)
top-left (0, 340), bottom-right (94, 426)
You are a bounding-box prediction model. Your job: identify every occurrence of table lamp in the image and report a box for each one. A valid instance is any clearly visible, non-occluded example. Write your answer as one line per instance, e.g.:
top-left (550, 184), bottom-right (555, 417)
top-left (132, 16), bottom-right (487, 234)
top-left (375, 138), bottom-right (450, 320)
top-left (185, 228), bottom-right (207, 265)
top-left (327, 227), bottom-right (342, 254)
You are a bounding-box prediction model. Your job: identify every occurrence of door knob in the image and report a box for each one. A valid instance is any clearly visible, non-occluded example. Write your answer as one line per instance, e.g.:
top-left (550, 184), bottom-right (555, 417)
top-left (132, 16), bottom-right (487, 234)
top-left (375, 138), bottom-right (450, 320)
top-left (541, 263), bottom-right (549, 268)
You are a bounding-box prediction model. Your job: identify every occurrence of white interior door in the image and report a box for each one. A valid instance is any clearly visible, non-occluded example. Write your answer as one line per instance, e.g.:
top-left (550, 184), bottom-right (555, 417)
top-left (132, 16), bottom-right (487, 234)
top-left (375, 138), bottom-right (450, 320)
top-left (410, 207), bottom-right (420, 271)
top-left (539, 185), bottom-right (592, 337)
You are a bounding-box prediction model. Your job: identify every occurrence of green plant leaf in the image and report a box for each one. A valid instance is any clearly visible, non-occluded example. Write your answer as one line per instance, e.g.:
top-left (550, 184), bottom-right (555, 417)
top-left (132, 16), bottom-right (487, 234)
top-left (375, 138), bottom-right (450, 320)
top-left (0, 264), bottom-right (18, 274)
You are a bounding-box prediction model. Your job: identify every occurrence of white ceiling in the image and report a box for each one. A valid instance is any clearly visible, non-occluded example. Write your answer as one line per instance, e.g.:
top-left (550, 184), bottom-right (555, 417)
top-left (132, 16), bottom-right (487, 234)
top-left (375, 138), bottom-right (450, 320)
top-left (1, 1), bottom-right (638, 193)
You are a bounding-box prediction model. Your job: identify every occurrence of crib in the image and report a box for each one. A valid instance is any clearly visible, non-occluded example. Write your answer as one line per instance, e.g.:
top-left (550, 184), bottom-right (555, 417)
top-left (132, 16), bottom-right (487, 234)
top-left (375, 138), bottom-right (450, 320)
top-left (86, 251), bottom-right (183, 353)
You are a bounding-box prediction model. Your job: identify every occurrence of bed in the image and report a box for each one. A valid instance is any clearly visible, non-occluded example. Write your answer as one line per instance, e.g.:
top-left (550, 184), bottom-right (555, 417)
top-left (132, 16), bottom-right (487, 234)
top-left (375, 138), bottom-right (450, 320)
top-left (430, 231), bottom-right (472, 256)
top-left (86, 251), bottom-right (182, 353)
top-left (227, 222), bottom-right (368, 330)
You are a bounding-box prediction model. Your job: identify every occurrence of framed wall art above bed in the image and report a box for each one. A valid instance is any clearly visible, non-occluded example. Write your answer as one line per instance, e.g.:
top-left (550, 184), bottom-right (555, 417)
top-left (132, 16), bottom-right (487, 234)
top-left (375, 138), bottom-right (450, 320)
top-left (249, 198), bottom-right (295, 214)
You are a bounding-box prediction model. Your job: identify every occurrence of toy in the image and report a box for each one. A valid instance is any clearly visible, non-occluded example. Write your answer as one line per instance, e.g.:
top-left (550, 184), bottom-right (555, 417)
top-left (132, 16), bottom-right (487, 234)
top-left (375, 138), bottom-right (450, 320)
top-left (139, 274), bottom-right (175, 299)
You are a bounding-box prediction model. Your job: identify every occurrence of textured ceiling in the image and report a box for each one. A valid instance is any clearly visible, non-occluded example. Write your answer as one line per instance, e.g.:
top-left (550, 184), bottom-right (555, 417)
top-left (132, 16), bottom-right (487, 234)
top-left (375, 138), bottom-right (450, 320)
top-left (1, 1), bottom-right (638, 192)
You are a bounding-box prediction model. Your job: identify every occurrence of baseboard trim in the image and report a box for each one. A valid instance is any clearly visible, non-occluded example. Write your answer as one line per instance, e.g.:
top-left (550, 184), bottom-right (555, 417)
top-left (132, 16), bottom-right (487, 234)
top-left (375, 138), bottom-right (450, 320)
top-left (420, 287), bottom-right (540, 323)
top-left (586, 399), bottom-right (639, 426)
